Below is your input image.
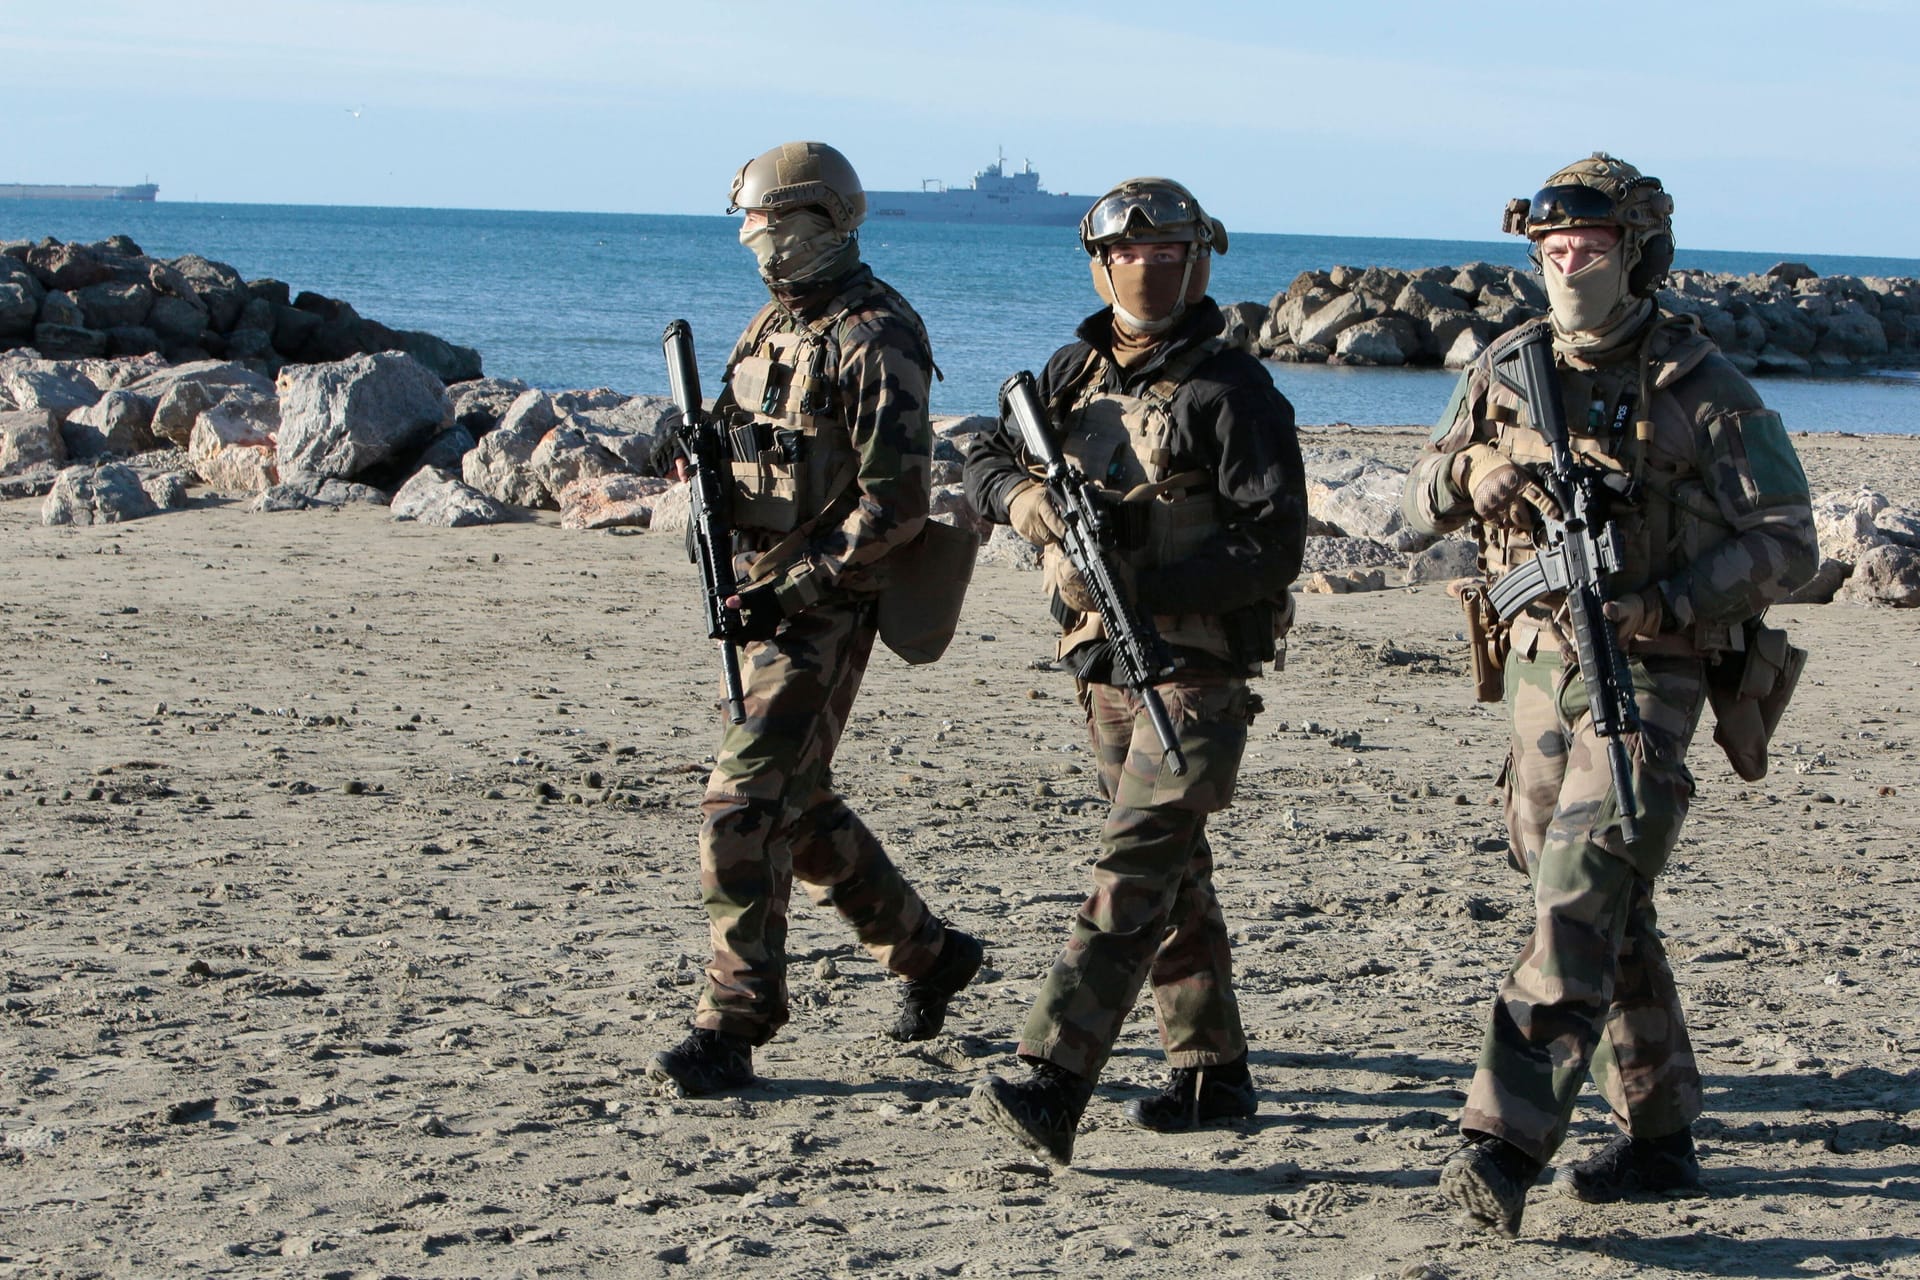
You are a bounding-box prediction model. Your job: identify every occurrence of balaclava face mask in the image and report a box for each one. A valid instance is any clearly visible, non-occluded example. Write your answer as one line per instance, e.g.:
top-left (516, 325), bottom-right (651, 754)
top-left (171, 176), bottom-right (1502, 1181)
top-left (1090, 247), bottom-right (1211, 355)
top-left (740, 207), bottom-right (856, 289)
top-left (1541, 236), bottom-right (1653, 362)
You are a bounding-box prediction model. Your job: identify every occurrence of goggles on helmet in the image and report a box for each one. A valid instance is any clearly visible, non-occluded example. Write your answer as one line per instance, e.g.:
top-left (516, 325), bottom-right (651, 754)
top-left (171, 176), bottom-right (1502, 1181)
top-left (1525, 183), bottom-right (1622, 232)
top-left (1081, 184), bottom-right (1206, 251)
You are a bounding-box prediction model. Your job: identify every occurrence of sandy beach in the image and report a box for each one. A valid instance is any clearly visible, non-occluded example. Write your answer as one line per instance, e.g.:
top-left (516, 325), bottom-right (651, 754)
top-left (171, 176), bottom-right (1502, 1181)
top-left (3, 426), bottom-right (1918, 1279)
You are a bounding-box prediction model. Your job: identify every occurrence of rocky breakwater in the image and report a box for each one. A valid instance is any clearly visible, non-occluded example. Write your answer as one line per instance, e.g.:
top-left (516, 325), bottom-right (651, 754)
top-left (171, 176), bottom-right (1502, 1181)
top-left (1222, 261), bottom-right (1920, 376)
top-left (1, 234), bottom-right (481, 384)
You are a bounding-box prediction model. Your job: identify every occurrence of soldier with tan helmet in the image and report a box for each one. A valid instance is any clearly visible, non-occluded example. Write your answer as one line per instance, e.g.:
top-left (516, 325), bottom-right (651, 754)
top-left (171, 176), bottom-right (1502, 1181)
top-left (1404, 153), bottom-right (1817, 1236)
top-left (961, 177), bottom-right (1307, 1164)
top-left (649, 141), bottom-right (984, 1096)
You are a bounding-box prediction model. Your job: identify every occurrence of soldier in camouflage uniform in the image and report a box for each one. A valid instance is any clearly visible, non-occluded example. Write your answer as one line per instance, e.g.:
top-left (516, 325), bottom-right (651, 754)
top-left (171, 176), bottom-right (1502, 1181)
top-left (961, 178), bottom-right (1307, 1165)
top-left (650, 142), bottom-right (984, 1096)
top-left (1403, 153), bottom-right (1818, 1235)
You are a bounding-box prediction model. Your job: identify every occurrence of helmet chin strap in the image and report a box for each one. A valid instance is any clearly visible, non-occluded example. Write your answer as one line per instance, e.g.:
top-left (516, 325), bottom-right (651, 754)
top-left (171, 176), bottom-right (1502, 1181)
top-left (1101, 250), bottom-right (1199, 336)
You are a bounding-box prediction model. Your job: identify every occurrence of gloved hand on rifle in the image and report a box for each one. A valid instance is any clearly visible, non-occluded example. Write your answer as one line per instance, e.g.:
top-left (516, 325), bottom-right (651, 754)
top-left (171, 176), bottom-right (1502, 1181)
top-left (1007, 480), bottom-right (1066, 546)
top-left (1051, 556), bottom-right (1135, 617)
top-left (1451, 443), bottom-right (1561, 531)
top-left (724, 583), bottom-right (785, 641)
top-left (648, 412), bottom-right (689, 479)
top-left (1602, 586), bottom-right (1664, 641)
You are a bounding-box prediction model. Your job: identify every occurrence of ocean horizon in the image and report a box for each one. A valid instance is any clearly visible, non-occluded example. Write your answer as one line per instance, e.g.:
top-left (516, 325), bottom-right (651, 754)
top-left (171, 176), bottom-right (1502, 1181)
top-left (6, 199), bottom-right (1919, 434)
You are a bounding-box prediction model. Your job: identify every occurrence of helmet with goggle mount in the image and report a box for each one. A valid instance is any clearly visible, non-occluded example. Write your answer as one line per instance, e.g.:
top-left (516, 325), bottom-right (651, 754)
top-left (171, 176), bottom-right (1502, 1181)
top-left (728, 141), bottom-right (866, 234)
top-left (1079, 177), bottom-right (1228, 257)
top-left (1501, 151), bottom-right (1674, 297)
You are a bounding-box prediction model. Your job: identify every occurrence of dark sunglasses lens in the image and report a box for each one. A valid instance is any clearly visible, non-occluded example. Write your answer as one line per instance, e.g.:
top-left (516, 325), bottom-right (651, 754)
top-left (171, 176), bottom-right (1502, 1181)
top-left (1527, 184), bottom-right (1617, 225)
top-left (1085, 188), bottom-right (1195, 241)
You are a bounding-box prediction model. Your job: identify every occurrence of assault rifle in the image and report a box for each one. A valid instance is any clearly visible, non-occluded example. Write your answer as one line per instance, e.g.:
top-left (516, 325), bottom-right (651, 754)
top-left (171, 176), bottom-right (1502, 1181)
top-left (662, 319), bottom-right (746, 724)
top-left (1001, 370), bottom-right (1186, 776)
top-left (1484, 329), bottom-right (1641, 842)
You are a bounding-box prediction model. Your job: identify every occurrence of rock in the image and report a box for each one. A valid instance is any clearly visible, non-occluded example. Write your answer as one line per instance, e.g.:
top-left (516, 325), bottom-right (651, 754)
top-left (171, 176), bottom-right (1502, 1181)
top-left (143, 471), bottom-right (191, 509)
top-left (146, 293), bottom-right (211, 350)
top-left (448, 377), bottom-right (531, 436)
top-left (1294, 292), bottom-right (1381, 350)
top-left (1300, 535), bottom-right (1402, 574)
top-left (931, 484), bottom-right (989, 537)
top-left (24, 242), bottom-right (115, 292)
top-left (1306, 457), bottom-right (1427, 552)
top-left (561, 394), bottom-right (671, 468)
top-left (275, 352), bottom-right (450, 486)
top-left (557, 473), bottom-right (672, 530)
top-left (1816, 308), bottom-right (1888, 361)
top-left (1783, 557), bottom-right (1851, 605)
top-left (42, 462), bottom-right (160, 525)
top-left (646, 480), bottom-right (692, 535)
top-left (1218, 301), bottom-right (1268, 354)
top-left (107, 326), bottom-right (164, 358)
top-left (1876, 504), bottom-right (1920, 548)
top-left (1812, 488), bottom-right (1890, 565)
top-left (1302, 567), bottom-right (1389, 594)
top-left (1404, 537), bottom-right (1480, 584)
top-left (463, 388), bottom-right (558, 507)
top-left (398, 329), bottom-right (483, 385)
top-left (37, 290), bottom-right (84, 329)
top-left (128, 361), bottom-right (275, 445)
top-left (61, 390), bottom-right (154, 458)
top-left (0, 281), bottom-right (39, 338)
top-left (409, 423), bottom-right (477, 477)
top-left (0, 408), bottom-right (66, 473)
top-left (391, 466), bottom-right (510, 527)
top-left (1433, 313), bottom-right (1493, 368)
top-left (1450, 262), bottom-right (1507, 298)
top-left (1836, 543), bottom-right (1920, 607)
top-left (169, 255), bottom-right (250, 331)
top-left (188, 395), bottom-right (281, 493)
top-left (74, 280), bottom-right (154, 331)
top-left (977, 522), bottom-right (1042, 570)
top-left (1334, 315), bottom-right (1420, 366)
top-left (1265, 342), bottom-right (1331, 364)
top-left (31, 324), bottom-right (108, 360)
top-left (1765, 262), bottom-right (1818, 285)
top-left (1753, 347), bottom-right (1813, 377)
top-left (530, 419), bottom-right (637, 498)
top-left (246, 484), bottom-right (318, 514)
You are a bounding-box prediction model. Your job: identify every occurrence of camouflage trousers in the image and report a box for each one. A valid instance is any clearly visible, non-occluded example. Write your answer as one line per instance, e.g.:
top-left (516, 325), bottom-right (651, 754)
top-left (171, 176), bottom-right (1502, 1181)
top-left (1461, 648), bottom-right (1708, 1164)
top-left (693, 599), bottom-right (947, 1045)
top-left (1018, 674), bottom-right (1256, 1084)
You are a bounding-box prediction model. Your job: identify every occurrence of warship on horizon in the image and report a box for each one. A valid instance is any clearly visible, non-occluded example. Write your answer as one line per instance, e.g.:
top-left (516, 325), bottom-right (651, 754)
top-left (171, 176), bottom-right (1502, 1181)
top-left (1, 182), bottom-right (158, 202)
top-left (867, 153), bottom-right (1082, 227)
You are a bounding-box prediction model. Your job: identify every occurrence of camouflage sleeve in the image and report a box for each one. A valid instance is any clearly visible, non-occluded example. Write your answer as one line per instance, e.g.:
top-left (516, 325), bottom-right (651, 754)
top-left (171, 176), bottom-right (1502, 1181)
top-left (1658, 401), bottom-right (1818, 628)
top-left (768, 311), bottom-right (932, 611)
top-left (1402, 368), bottom-right (1479, 538)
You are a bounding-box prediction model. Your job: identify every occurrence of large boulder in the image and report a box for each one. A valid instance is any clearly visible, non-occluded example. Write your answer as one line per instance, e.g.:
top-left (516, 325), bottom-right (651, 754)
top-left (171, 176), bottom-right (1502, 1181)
top-left (188, 394), bottom-right (281, 493)
top-left (24, 242), bottom-right (114, 292)
top-left (557, 474), bottom-right (673, 531)
top-left (74, 280), bottom-right (154, 331)
top-left (1836, 543), bottom-right (1920, 607)
top-left (645, 480), bottom-right (692, 536)
top-left (449, 377), bottom-right (531, 436)
top-left (1812, 488), bottom-right (1889, 566)
top-left (1334, 315), bottom-right (1420, 366)
top-left (391, 466), bottom-right (510, 527)
top-left (1305, 455), bottom-right (1427, 553)
top-left (977, 522), bottom-right (1042, 570)
top-left (127, 360), bottom-right (274, 444)
top-left (31, 324), bottom-right (108, 360)
top-left (1294, 292), bottom-right (1380, 350)
top-left (275, 352), bottom-right (450, 486)
top-left (0, 408), bottom-right (66, 473)
top-left (169, 254), bottom-right (249, 332)
top-left (1404, 536), bottom-right (1480, 584)
top-left (1218, 300), bottom-right (1267, 355)
top-left (396, 329), bottom-right (483, 385)
top-left (0, 280), bottom-right (39, 339)
top-left (37, 290), bottom-right (84, 329)
top-left (463, 388), bottom-right (559, 507)
top-left (1815, 307), bottom-right (1888, 362)
top-left (60, 390), bottom-right (154, 459)
top-left (41, 462), bottom-right (160, 525)
top-left (0, 361), bottom-right (100, 422)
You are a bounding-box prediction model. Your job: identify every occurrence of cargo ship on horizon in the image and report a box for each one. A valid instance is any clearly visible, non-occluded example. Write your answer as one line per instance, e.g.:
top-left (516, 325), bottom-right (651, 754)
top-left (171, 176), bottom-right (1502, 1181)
top-left (1, 182), bottom-right (158, 202)
top-left (867, 153), bottom-right (1081, 227)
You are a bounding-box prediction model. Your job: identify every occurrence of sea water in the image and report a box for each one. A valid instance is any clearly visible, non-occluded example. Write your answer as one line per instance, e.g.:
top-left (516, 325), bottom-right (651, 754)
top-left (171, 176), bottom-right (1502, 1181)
top-left (6, 201), bottom-right (1918, 432)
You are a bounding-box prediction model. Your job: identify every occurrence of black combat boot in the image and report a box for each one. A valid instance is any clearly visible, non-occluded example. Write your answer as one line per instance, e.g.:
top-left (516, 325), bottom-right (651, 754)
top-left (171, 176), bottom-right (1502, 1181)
top-left (1552, 1127), bottom-right (1702, 1202)
top-left (647, 1028), bottom-right (754, 1097)
top-left (886, 929), bottom-right (985, 1042)
top-left (1439, 1133), bottom-right (1544, 1238)
top-left (972, 1060), bottom-right (1095, 1166)
top-left (1123, 1054), bottom-right (1257, 1132)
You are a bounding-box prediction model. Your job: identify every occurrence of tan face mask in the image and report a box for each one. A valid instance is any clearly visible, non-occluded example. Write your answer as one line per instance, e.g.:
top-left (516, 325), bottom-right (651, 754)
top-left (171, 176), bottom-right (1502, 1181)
top-left (1543, 240), bottom-right (1634, 332)
top-left (739, 208), bottom-right (851, 287)
top-left (1090, 251), bottom-right (1210, 335)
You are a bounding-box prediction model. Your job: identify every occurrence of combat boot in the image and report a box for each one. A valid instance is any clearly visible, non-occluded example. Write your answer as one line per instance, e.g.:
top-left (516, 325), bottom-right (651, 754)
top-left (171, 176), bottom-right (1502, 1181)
top-left (648, 1028), bottom-right (753, 1097)
top-left (1552, 1127), bottom-right (1702, 1202)
top-left (971, 1061), bottom-right (1094, 1166)
top-left (1439, 1134), bottom-right (1543, 1238)
top-left (1123, 1055), bottom-right (1257, 1132)
top-left (886, 929), bottom-right (985, 1042)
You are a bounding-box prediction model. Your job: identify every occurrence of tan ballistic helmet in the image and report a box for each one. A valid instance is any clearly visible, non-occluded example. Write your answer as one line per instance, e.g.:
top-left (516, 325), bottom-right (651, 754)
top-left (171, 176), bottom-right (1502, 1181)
top-left (1502, 151), bottom-right (1675, 296)
top-left (1079, 177), bottom-right (1228, 257)
top-left (728, 141), bottom-right (867, 233)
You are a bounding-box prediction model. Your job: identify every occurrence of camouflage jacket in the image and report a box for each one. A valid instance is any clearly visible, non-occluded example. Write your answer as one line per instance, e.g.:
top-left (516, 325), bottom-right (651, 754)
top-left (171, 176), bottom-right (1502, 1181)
top-left (965, 300), bottom-right (1307, 622)
top-left (713, 263), bottom-right (935, 613)
top-left (1403, 314), bottom-right (1818, 653)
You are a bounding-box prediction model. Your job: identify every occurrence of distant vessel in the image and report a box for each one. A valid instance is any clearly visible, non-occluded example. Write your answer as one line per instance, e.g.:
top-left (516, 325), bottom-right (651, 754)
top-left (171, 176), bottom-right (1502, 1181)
top-left (868, 153), bottom-right (1082, 227)
top-left (0, 182), bottom-right (159, 202)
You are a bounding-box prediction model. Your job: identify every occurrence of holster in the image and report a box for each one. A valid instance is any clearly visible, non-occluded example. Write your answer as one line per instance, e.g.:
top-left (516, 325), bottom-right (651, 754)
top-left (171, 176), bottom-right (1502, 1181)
top-left (876, 519), bottom-right (979, 665)
top-left (1707, 619), bottom-right (1806, 781)
top-left (1456, 581), bottom-right (1507, 702)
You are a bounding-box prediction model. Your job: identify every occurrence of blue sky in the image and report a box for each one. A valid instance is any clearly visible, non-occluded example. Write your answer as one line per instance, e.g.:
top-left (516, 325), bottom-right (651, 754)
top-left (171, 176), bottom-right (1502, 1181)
top-left (5, 0), bottom-right (1915, 257)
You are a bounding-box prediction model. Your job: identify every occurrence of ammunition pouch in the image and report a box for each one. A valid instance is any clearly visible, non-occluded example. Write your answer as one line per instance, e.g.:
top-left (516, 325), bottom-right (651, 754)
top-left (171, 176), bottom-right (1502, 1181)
top-left (876, 520), bottom-right (979, 665)
top-left (1706, 619), bottom-right (1806, 781)
top-left (1456, 580), bottom-right (1507, 702)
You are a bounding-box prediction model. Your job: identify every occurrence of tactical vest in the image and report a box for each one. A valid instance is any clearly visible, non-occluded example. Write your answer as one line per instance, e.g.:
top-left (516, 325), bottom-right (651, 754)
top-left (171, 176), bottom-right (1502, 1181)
top-left (1044, 337), bottom-right (1248, 666)
top-left (1475, 318), bottom-right (1744, 658)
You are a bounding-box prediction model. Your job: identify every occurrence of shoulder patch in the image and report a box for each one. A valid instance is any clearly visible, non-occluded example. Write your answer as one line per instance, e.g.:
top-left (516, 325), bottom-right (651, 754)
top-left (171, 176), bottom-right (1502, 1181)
top-left (1732, 408), bottom-right (1807, 502)
top-left (1430, 370), bottom-right (1471, 442)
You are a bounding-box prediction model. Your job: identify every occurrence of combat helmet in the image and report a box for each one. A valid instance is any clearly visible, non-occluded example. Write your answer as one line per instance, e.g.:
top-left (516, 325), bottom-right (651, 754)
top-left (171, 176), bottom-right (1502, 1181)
top-left (728, 141), bottom-right (866, 233)
top-left (1502, 152), bottom-right (1674, 296)
top-left (1079, 177), bottom-right (1228, 257)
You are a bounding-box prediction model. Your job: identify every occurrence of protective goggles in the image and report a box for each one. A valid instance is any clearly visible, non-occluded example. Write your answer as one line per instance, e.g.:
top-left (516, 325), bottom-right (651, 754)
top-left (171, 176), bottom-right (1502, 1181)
top-left (1081, 185), bottom-right (1204, 248)
top-left (1525, 183), bottom-right (1619, 229)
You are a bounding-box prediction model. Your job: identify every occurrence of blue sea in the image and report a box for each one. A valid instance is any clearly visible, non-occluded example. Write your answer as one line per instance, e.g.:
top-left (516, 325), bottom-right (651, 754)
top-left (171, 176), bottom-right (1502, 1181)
top-left (6, 201), bottom-right (1919, 433)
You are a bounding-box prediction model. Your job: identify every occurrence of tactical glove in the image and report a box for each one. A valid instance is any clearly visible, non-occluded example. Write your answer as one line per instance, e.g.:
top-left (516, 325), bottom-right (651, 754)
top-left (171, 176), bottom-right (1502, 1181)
top-left (1602, 587), bottom-right (1664, 641)
top-left (1451, 443), bottom-right (1562, 530)
top-left (1007, 480), bottom-right (1066, 546)
top-left (1054, 559), bottom-right (1134, 616)
top-left (728, 582), bottom-right (785, 641)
